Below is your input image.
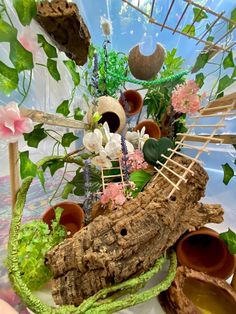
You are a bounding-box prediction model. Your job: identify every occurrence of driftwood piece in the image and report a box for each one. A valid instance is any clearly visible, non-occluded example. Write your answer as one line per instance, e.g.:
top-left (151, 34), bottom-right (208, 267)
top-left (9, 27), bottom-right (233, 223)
top-left (36, 0), bottom-right (90, 65)
top-left (159, 266), bottom-right (236, 314)
top-left (46, 156), bottom-right (224, 306)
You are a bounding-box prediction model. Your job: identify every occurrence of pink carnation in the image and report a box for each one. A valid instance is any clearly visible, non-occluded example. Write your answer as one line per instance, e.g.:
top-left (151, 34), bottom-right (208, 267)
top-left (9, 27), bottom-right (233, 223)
top-left (171, 80), bottom-right (205, 114)
top-left (127, 149), bottom-right (148, 173)
top-left (101, 183), bottom-right (126, 207)
top-left (0, 102), bottom-right (33, 143)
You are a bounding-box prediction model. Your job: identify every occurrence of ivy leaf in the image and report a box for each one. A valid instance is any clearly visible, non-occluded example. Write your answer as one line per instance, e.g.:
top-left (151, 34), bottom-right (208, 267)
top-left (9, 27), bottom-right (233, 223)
top-left (207, 36), bottom-right (214, 42)
top-left (37, 34), bottom-right (57, 58)
top-left (228, 8), bottom-right (236, 30)
top-left (47, 59), bottom-right (61, 81)
top-left (9, 40), bottom-right (34, 72)
top-left (0, 20), bottom-right (17, 42)
top-left (195, 73), bottom-right (205, 88)
top-left (222, 163), bottom-right (234, 185)
top-left (129, 170), bottom-right (152, 197)
top-left (19, 151), bottom-right (37, 179)
top-left (217, 75), bottom-right (235, 94)
top-left (37, 170), bottom-right (46, 191)
top-left (13, 0), bottom-right (37, 26)
top-left (223, 51), bottom-right (235, 69)
top-left (63, 60), bottom-right (80, 86)
top-left (232, 67), bottom-right (236, 79)
top-left (0, 61), bottom-right (19, 95)
top-left (48, 160), bottom-right (64, 176)
top-left (74, 107), bottom-right (84, 121)
top-left (73, 168), bottom-right (102, 196)
top-left (191, 52), bottom-right (209, 73)
top-left (61, 132), bottom-right (78, 147)
top-left (219, 229), bottom-right (236, 254)
top-left (61, 182), bottom-right (74, 199)
top-left (23, 124), bottom-right (47, 148)
top-left (193, 8), bottom-right (208, 22)
top-left (182, 24), bottom-right (195, 37)
top-left (56, 100), bottom-right (70, 117)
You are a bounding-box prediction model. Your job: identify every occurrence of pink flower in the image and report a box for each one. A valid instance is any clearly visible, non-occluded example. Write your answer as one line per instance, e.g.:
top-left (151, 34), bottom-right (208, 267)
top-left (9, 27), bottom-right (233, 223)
top-left (127, 149), bottom-right (148, 173)
top-left (0, 102), bottom-right (33, 143)
top-left (101, 183), bottom-right (126, 207)
top-left (18, 27), bottom-right (40, 57)
top-left (171, 80), bottom-right (205, 114)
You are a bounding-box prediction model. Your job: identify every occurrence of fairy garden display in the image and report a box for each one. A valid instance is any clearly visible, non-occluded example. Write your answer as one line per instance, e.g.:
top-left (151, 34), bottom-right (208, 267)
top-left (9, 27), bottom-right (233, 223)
top-left (0, 0), bottom-right (236, 313)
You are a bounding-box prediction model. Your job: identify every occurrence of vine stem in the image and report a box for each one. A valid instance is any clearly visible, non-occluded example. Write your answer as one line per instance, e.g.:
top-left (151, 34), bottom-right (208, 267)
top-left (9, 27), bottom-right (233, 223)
top-left (49, 163), bottom-right (68, 204)
top-left (18, 70), bottom-right (33, 107)
top-left (1, 0), bottom-right (14, 26)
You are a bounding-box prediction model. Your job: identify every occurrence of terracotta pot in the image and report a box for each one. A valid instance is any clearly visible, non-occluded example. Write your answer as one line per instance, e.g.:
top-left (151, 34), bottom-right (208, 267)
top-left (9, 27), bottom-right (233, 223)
top-left (42, 202), bottom-right (84, 237)
top-left (87, 96), bottom-right (126, 133)
top-left (134, 120), bottom-right (161, 139)
top-left (119, 90), bottom-right (143, 117)
top-left (176, 227), bottom-right (236, 279)
top-left (159, 266), bottom-right (236, 314)
top-left (128, 43), bottom-right (166, 80)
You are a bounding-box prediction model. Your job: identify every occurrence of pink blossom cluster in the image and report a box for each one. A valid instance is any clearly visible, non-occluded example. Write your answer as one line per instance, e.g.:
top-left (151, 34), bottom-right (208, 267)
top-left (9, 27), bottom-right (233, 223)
top-left (171, 80), bottom-right (205, 114)
top-left (0, 102), bottom-right (33, 143)
top-left (100, 183), bottom-right (126, 207)
top-left (127, 149), bottom-right (148, 173)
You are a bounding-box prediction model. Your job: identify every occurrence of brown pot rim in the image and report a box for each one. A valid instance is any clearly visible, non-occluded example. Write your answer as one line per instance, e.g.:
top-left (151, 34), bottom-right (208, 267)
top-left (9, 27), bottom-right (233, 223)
top-left (133, 119), bottom-right (161, 139)
top-left (119, 89), bottom-right (143, 117)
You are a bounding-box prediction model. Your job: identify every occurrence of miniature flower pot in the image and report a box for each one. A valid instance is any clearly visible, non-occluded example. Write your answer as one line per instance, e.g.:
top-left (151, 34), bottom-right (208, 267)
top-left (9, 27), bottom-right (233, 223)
top-left (128, 43), bottom-right (166, 80)
top-left (119, 90), bottom-right (143, 117)
top-left (159, 266), bottom-right (236, 314)
top-left (87, 96), bottom-right (126, 133)
top-left (134, 120), bottom-right (161, 139)
top-left (42, 202), bottom-right (84, 237)
top-left (176, 227), bottom-right (236, 279)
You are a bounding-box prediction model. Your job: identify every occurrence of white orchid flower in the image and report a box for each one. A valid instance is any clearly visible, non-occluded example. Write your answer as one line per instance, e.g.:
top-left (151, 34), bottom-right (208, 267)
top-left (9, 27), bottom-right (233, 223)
top-left (101, 122), bottom-right (111, 144)
top-left (83, 129), bottom-right (103, 153)
top-left (126, 131), bottom-right (139, 148)
top-left (91, 150), bottom-right (112, 168)
top-left (137, 127), bottom-right (149, 150)
top-left (105, 134), bottom-right (134, 160)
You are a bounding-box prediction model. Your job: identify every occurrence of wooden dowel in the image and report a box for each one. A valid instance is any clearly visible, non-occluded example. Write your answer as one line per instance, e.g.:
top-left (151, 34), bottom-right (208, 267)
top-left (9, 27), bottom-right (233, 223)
top-left (154, 167), bottom-right (180, 190)
top-left (200, 104), bottom-right (235, 115)
top-left (176, 133), bottom-right (224, 143)
top-left (206, 92), bottom-right (236, 108)
top-left (161, 154), bottom-right (194, 174)
top-left (175, 141), bottom-right (209, 152)
top-left (186, 124), bottom-right (225, 128)
top-left (192, 112), bottom-right (236, 118)
top-left (8, 142), bottom-right (20, 210)
top-left (177, 134), bottom-right (236, 144)
top-left (168, 148), bottom-right (203, 164)
top-left (156, 160), bottom-right (187, 182)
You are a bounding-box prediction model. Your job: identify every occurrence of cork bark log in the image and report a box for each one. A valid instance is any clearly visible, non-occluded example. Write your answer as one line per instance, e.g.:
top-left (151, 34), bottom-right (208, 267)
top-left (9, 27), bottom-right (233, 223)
top-left (46, 156), bottom-right (224, 306)
top-left (36, 0), bottom-right (90, 66)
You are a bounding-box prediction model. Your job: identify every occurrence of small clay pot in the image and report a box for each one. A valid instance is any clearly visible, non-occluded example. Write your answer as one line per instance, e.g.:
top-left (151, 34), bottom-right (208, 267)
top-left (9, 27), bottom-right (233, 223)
top-left (134, 120), bottom-right (161, 139)
top-left (87, 96), bottom-right (126, 133)
top-left (176, 227), bottom-right (236, 279)
top-left (42, 201), bottom-right (84, 237)
top-left (119, 90), bottom-right (143, 117)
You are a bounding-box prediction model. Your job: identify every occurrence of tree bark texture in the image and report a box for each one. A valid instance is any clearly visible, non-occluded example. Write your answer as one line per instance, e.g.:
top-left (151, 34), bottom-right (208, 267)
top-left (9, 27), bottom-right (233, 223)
top-left (36, 0), bottom-right (90, 66)
top-left (46, 156), bottom-right (224, 306)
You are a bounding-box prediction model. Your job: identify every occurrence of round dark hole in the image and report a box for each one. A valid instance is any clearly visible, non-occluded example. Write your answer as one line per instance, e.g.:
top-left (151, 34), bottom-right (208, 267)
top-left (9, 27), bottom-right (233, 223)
top-left (170, 195), bottom-right (176, 202)
top-left (98, 112), bottom-right (120, 133)
top-left (120, 228), bottom-right (127, 236)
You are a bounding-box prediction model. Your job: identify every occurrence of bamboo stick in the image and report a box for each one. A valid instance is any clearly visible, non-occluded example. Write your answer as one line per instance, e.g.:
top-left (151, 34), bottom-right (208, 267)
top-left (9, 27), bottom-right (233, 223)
top-left (200, 104), bottom-right (235, 115)
top-left (177, 134), bottom-right (236, 144)
top-left (168, 149), bottom-right (203, 164)
top-left (176, 133), bottom-right (224, 143)
top-left (175, 141), bottom-right (209, 152)
top-left (154, 167), bottom-right (180, 190)
top-left (160, 154), bottom-right (194, 174)
top-left (8, 142), bottom-right (20, 210)
top-left (186, 124), bottom-right (225, 128)
top-left (203, 93), bottom-right (236, 109)
top-left (156, 160), bottom-right (187, 182)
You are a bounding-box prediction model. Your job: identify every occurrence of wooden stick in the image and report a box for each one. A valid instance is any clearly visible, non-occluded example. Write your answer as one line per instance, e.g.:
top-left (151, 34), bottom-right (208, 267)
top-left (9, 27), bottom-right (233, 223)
top-left (186, 124), bottom-right (225, 128)
top-left (206, 92), bottom-right (236, 108)
top-left (175, 141), bottom-right (209, 152)
top-left (176, 133), bottom-right (224, 143)
top-left (200, 104), bottom-right (235, 115)
top-left (191, 112), bottom-right (236, 118)
top-left (156, 160), bottom-right (187, 182)
top-left (177, 134), bottom-right (236, 144)
top-left (20, 107), bottom-right (87, 129)
top-left (161, 154), bottom-right (194, 174)
top-left (154, 167), bottom-right (180, 190)
top-left (168, 149), bottom-right (203, 164)
top-left (8, 142), bottom-right (20, 210)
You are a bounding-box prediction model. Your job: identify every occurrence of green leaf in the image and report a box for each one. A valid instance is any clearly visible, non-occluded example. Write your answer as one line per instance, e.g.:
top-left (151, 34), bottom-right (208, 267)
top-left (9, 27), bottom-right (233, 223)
top-left (0, 20), bottom-right (17, 42)
top-left (63, 60), bottom-right (80, 86)
top-left (73, 168), bottom-right (102, 196)
top-left (56, 100), bottom-right (70, 117)
top-left (61, 182), bottom-right (74, 199)
top-left (13, 0), bottom-right (37, 26)
top-left (37, 170), bottom-right (46, 191)
top-left (47, 59), bottom-right (61, 81)
top-left (195, 73), bottom-right (205, 88)
top-left (231, 67), bottom-right (236, 79)
top-left (143, 137), bottom-right (174, 166)
top-left (19, 151), bottom-right (37, 179)
top-left (37, 34), bottom-right (57, 58)
top-left (192, 52), bottom-right (209, 73)
top-left (222, 163), bottom-right (234, 185)
top-left (193, 8), bottom-right (208, 22)
top-left (129, 170), bottom-right (152, 197)
top-left (228, 8), bottom-right (236, 30)
top-left (74, 107), bottom-right (84, 120)
top-left (219, 229), bottom-right (236, 254)
top-left (182, 24), bottom-right (195, 37)
top-left (61, 132), bottom-right (78, 147)
top-left (207, 36), bottom-right (214, 42)
top-left (0, 61), bottom-right (19, 95)
top-left (223, 51), bottom-right (235, 69)
top-left (9, 40), bottom-right (33, 72)
top-left (217, 75), bottom-right (235, 94)
top-left (23, 124), bottom-right (47, 148)
top-left (48, 160), bottom-right (64, 176)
